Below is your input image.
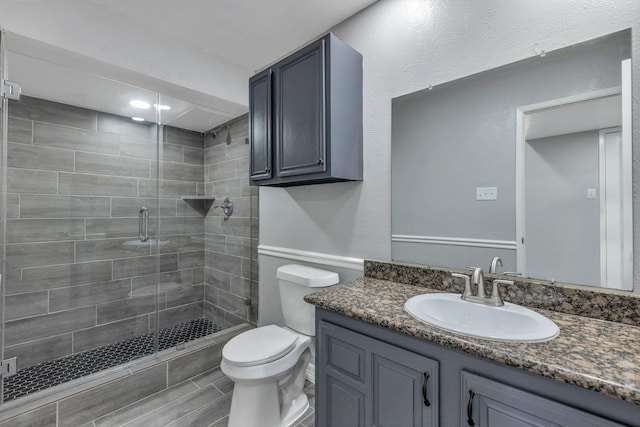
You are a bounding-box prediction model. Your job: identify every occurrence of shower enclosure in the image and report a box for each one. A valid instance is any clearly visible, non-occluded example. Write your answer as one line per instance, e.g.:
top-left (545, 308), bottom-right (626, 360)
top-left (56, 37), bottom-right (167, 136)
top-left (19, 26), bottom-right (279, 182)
top-left (0, 32), bottom-right (257, 406)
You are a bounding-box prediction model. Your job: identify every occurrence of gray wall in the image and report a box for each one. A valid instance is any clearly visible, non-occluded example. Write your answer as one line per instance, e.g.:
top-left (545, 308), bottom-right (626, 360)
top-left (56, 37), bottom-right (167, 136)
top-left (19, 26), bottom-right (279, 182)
top-left (4, 96), bottom-right (206, 368)
top-left (259, 0), bottom-right (640, 323)
top-left (391, 33), bottom-right (627, 272)
top-left (202, 116), bottom-right (259, 327)
top-left (525, 131), bottom-right (600, 285)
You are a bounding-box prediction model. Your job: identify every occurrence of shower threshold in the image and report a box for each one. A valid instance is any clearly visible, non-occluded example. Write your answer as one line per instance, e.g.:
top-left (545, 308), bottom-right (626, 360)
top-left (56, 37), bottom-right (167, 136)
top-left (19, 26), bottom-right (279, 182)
top-left (3, 318), bottom-right (224, 402)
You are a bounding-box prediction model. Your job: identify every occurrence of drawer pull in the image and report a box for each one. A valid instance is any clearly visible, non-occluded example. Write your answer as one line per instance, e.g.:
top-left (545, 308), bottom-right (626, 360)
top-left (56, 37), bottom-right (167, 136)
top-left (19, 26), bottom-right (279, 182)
top-left (467, 389), bottom-right (476, 426)
top-left (422, 372), bottom-right (431, 407)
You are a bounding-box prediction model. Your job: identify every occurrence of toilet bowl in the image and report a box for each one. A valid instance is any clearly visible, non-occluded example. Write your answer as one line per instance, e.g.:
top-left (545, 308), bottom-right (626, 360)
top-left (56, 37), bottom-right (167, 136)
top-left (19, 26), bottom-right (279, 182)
top-left (220, 264), bottom-right (339, 427)
top-left (222, 325), bottom-right (311, 427)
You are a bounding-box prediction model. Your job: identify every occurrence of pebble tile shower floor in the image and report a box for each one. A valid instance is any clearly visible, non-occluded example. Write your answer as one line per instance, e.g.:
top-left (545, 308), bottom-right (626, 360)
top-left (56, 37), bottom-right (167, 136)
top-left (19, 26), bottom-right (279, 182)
top-left (4, 318), bottom-right (224, 402)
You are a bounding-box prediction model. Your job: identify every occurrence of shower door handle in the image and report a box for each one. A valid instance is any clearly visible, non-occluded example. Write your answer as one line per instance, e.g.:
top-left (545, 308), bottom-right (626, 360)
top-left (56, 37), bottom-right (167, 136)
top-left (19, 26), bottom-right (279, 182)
top-left (139, 207), bottom-right (149, 242)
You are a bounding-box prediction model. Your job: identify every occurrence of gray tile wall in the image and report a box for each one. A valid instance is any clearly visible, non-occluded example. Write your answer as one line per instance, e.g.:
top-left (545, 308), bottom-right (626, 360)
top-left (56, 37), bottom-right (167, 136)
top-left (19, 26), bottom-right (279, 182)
top-left (203, 116), bottom-right (258, 327)
top-left (4, 96), bottom-right (207, 368)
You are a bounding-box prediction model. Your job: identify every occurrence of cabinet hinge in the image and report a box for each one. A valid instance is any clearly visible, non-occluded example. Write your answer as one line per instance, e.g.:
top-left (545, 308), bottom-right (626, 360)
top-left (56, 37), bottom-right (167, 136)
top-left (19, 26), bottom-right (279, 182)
top-left (1, 80), bottom-right (21, 101)
top-left (0, 357), bottom-right (17, 378)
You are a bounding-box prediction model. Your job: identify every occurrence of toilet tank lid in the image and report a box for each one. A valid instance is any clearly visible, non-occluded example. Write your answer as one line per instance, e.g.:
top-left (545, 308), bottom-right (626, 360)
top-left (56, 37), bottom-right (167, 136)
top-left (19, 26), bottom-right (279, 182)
top-left (276, 264), bottom-right (339, 287)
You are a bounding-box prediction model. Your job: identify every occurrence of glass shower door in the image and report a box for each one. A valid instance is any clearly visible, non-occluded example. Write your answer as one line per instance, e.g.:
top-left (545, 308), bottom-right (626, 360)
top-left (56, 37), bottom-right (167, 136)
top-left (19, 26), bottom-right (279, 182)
top-left (0, 41), bottom-right (163, 403)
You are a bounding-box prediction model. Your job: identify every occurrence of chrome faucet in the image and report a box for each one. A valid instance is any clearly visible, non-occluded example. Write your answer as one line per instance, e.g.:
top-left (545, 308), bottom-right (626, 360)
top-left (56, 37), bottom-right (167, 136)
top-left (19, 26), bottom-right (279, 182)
top-left (452, 267), bottom-right (512, 307)
top-left (489, 256), bottom-right (502, 274)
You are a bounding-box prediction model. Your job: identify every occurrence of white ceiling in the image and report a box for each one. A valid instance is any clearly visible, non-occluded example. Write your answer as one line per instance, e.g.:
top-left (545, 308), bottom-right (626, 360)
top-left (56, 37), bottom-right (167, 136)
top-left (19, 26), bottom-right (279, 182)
top-left (3, 0), bottom-right (377, 131)
top-left (89, 0), bottom-right (377, 72)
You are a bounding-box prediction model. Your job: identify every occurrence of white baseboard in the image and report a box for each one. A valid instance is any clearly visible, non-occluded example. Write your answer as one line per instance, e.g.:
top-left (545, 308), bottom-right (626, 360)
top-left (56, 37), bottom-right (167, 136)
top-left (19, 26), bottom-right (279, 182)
top-left (258, 245), bottom-right (364, 271)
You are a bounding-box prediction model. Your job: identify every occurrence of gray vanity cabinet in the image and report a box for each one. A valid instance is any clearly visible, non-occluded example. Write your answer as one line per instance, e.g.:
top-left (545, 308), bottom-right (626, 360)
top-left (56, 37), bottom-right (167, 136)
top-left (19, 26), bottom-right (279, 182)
top-left (318, 321), bottom-right (438, 427)
top-left (249, 33), bottom-right (363, 187)
top-left (463, 372), bottom-right (625, 427)
top-left (316, 309), bottom-right (640, 427)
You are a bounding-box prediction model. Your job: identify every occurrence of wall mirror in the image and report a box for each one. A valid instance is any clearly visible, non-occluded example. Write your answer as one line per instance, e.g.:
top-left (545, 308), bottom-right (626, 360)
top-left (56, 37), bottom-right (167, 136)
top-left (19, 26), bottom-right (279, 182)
top-left (391, 30), bottom-right (632, 291)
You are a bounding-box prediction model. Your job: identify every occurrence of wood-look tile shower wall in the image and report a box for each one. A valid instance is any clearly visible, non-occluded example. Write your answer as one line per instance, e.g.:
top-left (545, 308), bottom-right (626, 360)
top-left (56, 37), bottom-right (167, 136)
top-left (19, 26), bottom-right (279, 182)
top-left (202, 116), bottom-right (258, 327)
top-left (3, 96), bottom-right (207, 368)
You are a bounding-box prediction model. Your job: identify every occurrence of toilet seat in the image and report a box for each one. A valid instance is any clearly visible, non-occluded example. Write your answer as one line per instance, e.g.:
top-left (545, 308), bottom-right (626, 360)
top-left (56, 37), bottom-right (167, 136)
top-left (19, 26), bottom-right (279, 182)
top-left (223, 325), bottom-right (298, 367)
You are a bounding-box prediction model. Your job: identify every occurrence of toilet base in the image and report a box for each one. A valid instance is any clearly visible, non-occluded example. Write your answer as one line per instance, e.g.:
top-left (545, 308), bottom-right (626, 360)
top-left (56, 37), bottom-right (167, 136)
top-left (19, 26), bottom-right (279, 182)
top-left (227, 382), bottom-right (309, 427)
top-left (281, 392), bottom-right (309, 427)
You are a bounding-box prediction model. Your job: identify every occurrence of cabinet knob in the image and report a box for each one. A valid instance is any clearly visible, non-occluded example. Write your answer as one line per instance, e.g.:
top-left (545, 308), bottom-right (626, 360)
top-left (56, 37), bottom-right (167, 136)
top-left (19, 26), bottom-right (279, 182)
top-left (264, 167), bottom-right (271, 173)
top-left (317, 159), bottom-right (325, 165)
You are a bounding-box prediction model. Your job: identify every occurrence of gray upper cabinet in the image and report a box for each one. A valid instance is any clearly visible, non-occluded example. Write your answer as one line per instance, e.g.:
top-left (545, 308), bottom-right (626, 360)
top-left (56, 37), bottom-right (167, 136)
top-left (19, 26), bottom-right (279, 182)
top-left (249, 33), bottom-right (363, 186)
top-left (249, 68), bottom-right (272, 181)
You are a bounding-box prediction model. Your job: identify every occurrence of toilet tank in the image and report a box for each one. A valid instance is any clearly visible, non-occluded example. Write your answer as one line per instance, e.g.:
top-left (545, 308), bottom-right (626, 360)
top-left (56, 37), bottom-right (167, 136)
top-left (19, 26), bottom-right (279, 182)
top-left (277, 264), bottom-right (339, 336)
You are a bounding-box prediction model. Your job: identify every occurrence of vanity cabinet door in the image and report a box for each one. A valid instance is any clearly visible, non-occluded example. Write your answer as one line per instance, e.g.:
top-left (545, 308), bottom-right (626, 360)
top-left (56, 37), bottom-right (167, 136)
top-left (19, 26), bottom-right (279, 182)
top-left (371, 343), bottom-right (438, 427)
top-left (462, 372), bottom-right (626, 427)
top-left (317, 320), bottom-right (438, 427)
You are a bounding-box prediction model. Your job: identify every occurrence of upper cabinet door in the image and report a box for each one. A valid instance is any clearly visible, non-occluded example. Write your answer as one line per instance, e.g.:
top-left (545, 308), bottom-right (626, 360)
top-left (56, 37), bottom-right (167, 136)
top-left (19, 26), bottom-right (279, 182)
top-left (274, 38), bottom-right (327, 178)
top-left (249, 68), bottom-right (272, 181)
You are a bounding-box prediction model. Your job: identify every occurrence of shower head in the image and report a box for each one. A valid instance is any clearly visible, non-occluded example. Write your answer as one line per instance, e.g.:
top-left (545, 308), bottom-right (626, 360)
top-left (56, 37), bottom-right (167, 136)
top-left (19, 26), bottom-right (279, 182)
top-left (209, 123), bottom-right (231, 142)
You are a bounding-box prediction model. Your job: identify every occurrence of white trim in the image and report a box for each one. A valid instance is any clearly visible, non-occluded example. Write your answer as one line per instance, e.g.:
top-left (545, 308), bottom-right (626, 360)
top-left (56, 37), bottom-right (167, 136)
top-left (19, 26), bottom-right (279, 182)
top-left (599, 129), bottom-right (608, 287)
top-left (621, 58), bottom-right (633, 291)
top-left (517, 87), bottom-right (621, 115)
top-left (392, 235), bottom-right (517, 250)
top-left (515, 107), bottom-right (526, 275)
top-left (257, 245), bottom-right (364, 271)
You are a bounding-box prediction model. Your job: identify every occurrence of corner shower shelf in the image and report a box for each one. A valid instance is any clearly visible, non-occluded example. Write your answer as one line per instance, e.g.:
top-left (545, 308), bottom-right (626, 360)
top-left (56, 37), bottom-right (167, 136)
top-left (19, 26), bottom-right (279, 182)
top-left (181, 197), bottom-right (215, 216)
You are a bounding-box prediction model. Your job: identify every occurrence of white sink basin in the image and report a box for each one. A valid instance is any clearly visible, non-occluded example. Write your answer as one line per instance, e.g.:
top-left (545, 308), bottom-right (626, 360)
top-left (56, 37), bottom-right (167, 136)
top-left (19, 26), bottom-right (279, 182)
top-left (404, 293), bottom-right (559, 342)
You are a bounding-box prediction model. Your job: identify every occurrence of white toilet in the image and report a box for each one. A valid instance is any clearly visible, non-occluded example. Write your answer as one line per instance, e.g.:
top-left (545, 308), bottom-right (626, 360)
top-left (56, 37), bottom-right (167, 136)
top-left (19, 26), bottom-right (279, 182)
top-left (221, 264), bottom-right (339, 427)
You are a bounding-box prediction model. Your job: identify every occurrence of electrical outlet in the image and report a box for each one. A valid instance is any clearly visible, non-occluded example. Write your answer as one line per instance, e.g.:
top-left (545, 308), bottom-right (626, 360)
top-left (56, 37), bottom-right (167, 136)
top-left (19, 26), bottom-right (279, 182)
top-left (476, 187), bottom-right (498, 201)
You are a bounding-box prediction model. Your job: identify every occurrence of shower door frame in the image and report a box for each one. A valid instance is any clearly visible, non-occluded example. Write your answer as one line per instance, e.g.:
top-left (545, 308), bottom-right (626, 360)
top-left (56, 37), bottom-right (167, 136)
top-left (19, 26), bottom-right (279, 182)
top-left (0, 31), bottom-right (166, 406)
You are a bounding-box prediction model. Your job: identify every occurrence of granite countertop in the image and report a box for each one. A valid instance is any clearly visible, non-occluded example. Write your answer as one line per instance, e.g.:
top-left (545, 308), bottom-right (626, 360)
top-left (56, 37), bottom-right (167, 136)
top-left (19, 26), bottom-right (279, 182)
top-left (305, 277), bottom-right (640, 405)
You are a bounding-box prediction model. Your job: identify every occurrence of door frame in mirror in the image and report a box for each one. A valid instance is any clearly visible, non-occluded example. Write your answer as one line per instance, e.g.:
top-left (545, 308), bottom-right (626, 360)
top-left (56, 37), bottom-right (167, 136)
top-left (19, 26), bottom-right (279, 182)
top-left (515, 60), bottom-right (633, 290)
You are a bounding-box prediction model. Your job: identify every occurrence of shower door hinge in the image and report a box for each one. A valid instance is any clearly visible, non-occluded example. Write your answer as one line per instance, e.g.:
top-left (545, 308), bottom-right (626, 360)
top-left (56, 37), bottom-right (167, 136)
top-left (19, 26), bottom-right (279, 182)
top-left (1, 80), bottom-right (21, 101)
top-left (0, 357), bottom-right (17, 378)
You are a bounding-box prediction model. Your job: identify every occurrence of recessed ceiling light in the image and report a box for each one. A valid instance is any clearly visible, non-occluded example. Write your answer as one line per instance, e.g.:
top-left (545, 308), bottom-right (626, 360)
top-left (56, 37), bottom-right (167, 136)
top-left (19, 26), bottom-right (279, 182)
top-left (154, 104), bottom-right (171, 111)
top-left (131, 117), bottom-right (145, 122)
top-left (130, 100), bottom-right (151, 109)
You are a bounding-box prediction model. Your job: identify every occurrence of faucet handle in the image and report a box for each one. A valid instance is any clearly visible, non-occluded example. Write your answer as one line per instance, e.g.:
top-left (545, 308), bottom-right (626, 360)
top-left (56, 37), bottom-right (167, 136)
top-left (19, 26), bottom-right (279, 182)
top-left (488, 279), bottom-right (513, 307)
top-left (503, 272), bottom-right (522, 277)
top-left (452, 273), bottom-right (472, 298)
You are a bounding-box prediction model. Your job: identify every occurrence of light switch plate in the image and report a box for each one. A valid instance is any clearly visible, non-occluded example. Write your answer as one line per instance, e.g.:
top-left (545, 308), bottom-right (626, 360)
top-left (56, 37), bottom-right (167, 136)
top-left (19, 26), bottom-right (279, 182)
top-left (476, 187), bottom-right (498, 201)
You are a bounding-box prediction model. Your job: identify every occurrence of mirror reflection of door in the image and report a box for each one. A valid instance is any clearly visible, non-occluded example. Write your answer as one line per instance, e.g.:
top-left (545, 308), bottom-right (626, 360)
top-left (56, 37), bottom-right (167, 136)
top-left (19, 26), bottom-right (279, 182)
top-left (518, 73), bottom-right (632, 289)
top-left (599, 128), bottom-right (628, 289)
top-left (525, 129), bottom-right (601, 287)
